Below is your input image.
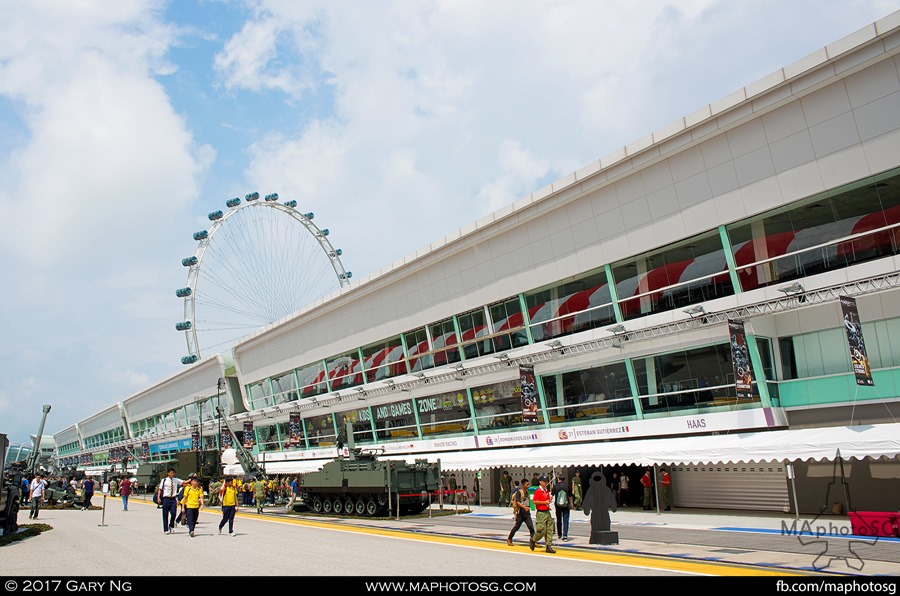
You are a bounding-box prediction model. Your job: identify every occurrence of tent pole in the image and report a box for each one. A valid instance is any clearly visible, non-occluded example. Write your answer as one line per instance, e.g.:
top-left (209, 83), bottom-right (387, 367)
top-left (653, 464), bottom-right (661, 515)
top-left (787, 461), bottom-right (800, 520)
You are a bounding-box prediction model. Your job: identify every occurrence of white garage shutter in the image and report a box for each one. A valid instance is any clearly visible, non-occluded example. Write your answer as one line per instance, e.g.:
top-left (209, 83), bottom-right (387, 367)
top-left (671, 463), bottom-right (788, 511)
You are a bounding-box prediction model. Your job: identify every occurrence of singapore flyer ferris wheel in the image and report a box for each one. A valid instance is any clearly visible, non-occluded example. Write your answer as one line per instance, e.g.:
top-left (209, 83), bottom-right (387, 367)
top-left (176, 192), bottom-right (351, 364)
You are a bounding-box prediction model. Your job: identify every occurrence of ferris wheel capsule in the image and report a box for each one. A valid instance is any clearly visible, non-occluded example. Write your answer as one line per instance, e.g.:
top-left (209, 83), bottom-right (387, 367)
top-left (182, 256), bottom-right (198, 267)
top-left (245, 192), bottom-right (260, 201)
top-left (193, 230), bottom-right (208, 241)
top-left (264, 193), bottom-right (279, 202)
top-left (175, 321), bottom-right (192, 331)
top-left (181, 354), bottom-right (199, 365)
top-left (304, 212), bottom-right (314, 220)
top-left (175, 287), bottom-right (192, 297)
top-left (226, 197), bottom-right (241, 208)
top-left (283, 200), bottom-right (297, 208)
top-left (208, 210), bottom-right (223, 221)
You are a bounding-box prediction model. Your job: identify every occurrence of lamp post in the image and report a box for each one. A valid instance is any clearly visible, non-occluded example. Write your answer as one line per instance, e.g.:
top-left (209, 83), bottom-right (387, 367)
top-left (216, 377), bottom-right (226, 474)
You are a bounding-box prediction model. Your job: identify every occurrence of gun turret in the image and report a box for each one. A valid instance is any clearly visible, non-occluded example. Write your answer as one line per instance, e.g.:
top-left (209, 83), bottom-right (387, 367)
top-left (25, 405), bottom-right (51, 476)
top-left (215, 406), bottom-right (268, 481)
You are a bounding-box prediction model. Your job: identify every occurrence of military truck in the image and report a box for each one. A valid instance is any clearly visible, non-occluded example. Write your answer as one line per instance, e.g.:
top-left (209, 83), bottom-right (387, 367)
top-left (298, 423), bottom-right (441, 517)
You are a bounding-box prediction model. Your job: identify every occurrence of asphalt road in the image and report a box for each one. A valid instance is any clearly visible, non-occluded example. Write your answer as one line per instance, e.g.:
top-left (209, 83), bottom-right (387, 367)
top-left (0, 498), bottom-right (769, 579)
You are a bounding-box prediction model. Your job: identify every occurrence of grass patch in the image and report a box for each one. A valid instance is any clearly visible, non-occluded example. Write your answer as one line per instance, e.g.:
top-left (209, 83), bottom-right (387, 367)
top-left (0, 523), bottom-right (52, 547)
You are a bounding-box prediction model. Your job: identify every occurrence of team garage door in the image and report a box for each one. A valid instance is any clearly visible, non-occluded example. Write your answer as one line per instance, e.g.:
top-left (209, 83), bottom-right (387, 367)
top-left (671, 463), bottom-right (789, 511)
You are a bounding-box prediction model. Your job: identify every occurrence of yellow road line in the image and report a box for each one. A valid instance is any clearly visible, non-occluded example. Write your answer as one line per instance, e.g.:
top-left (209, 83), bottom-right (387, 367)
top-left (226, 509), bottom-right (816, 577)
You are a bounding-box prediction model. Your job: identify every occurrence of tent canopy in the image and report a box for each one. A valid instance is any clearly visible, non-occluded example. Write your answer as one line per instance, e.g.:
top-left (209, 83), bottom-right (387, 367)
top-left (406, 423), bottom-right (900, 471)
top-left (221, 423), bottom-right (900, 475)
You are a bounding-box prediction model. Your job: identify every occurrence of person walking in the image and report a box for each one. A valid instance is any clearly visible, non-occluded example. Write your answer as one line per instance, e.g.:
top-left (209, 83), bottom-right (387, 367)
top-left (157, 468), bottom-right (183, 534)
top-left (551, 475), bottom-right (572, 541)
top-left (448, 473), bottom-right (458, 504)
top-left (571, 470), bottom-right (583, 510)
top-left (618, 472), bottom-right (630, 507)
top-left (218, 477), bottom-right (239, 536)
top-left (119, 476), bottom-right (132, 511)
top-left (641, 468), bottom-right (653, 510)
top-left (506, 478), bottom-right (534, 546)
top-left (180, 476), bottom-right (204, 537)
top-left (499, 471), bottom-right (511, 508)
top-left (285, 476), bottom-right (298, 512)
top-left (660, 467), bottom-right (672, 511)
top-left (253, 476), bottom-right (267, 513)
top-left (530, 475), bottom-right (556, 553)
top-left (28, 473), bottom-right (47, 520)
top-left (81, 477), bottom-right (95, 510)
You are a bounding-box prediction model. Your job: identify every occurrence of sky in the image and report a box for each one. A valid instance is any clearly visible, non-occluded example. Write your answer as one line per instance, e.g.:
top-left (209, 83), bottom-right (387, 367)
top-left (1, 0), bottom-right (898, 447)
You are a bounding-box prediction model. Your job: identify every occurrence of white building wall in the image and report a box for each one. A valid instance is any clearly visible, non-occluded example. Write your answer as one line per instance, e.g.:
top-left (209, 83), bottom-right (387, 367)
top-left (227, 16), bottom-right (900, 399)
top-left (122, 354), bottom-right (227, 421)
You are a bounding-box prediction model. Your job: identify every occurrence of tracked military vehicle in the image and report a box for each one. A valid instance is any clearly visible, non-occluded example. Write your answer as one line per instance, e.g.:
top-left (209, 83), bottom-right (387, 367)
top-left (298, 423), bottom-right (440, 517)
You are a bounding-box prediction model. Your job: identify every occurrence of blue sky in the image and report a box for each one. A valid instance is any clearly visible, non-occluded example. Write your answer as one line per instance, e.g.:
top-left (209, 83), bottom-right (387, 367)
top-left (1, 0), bottom-right (898, 445)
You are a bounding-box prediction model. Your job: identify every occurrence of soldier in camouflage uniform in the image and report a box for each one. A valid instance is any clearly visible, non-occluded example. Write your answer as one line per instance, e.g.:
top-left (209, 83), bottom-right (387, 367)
top-left (499, 470), bottom-right (512, 507)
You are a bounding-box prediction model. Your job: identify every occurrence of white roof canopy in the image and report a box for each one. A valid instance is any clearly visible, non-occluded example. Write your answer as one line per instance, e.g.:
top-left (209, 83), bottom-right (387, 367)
top-left (220, 423), bottom-right (900, 475)
top-left (409, 423), bottom-right (900, 471)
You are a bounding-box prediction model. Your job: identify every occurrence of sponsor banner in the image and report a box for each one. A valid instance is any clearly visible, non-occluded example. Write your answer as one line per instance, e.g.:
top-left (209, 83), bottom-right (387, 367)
top-left (243, 421), bottom-right (254, 448)
top-left (728, 319), bottom-right (754, 398)
top-left (220, 428), bottom-right (232, 449)
top-left (141, 441), bottom-right (149, 459)
top-left (372, 399), bottom-right (414, 421)
top-left (93, 452), bottom-right (106, 463)
top-left (289, 413), bottom-right (303, 446)
top-left (840, 296), bottom-right (875, 386)
top-left (519, 364), bottom-right (538, 424)
top-left (191, 429), bottom-right (201, 451)
top-left (149, 438), bottom-right (192, 454)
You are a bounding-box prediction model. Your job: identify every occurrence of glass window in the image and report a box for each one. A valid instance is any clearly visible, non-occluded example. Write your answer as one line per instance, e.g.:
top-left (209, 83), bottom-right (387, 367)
top-left (428, 318), bottom-right (461, 367)
top-left (471, 379), bottom-right (544, 430)
top-left (541, 362), bottom-right (634, 423)
top-left (404, 327), bottom-right (434, 372)
top-left (612, 231), bottom-right (733, 321)
top-left (416, 390), bottom-right (472, 437)
top-left (304, 413), bottom-right (336, 447)
top-left (729, 168), bottom-right (900, 291)
top-left (488, 297), bottom-right (529, 352)
top-left (271, 371), bottom-right (298, 405)
top-left (334, 407), bottom-right (374, 444)
top-left (297, 361), bottom-right (328, 399)
top-left (525, 269), bottom-right (616, 341)
top-left (247, 381), bottom-right (269, 409)
top-left (866, 317), bottom-right (900, 369)
top-left (327, 349), bottom-right (364, 390)
top-left (632, 343), bottom-right (746, 414)
top-left (371, 399), bottom-right (417, 442)
top-left (256, 423), bottom-right (279, 452)
top-left (756, 337), bottom-right (776, 381)
top-left (361, 336), bottom-right (407, 382)
top-left (779, 337), bottom-right (798, 380)
top-left (457, 307), bottom-right (493, 359)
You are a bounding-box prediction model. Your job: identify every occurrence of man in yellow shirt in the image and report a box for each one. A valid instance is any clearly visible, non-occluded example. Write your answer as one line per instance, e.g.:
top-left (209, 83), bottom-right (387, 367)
top-left (218, 477), bottom-right (239, 536)
top-left (180, 476), bottom-right (205, 537)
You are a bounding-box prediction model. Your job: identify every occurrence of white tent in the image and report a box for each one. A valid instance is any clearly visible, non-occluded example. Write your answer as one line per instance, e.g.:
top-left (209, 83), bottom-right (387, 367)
top-left (405, 423), bottom-right (900, 471)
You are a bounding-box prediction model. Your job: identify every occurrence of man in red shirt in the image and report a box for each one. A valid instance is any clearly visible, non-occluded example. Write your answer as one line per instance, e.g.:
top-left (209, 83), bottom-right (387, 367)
top-left (529, 475), bottom-right (556, 553)
top-left (641, 468), bottom-right (653, 510)
top-left (660, 468), bottom-right (672, 511)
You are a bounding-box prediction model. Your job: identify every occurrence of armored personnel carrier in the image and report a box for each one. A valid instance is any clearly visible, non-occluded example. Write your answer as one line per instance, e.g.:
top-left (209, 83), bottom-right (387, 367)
top-left (298, 423), bottom-right (441, 517)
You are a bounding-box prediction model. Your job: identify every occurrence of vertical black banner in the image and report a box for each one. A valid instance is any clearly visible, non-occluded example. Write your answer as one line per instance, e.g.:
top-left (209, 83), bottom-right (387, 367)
top-left (220, 427), bottom-right (232, 448)
top-left (289, 413), bottom-right (303, 446)
top-left (519, 363), bottom-right (538, 423)
top-left (242, 421), bottom-right (254, 448)
top-left (191, 429), bottom-right (201, 451)
top-left (728, 319), bottom-right (754, 399)
top-left (141, 441), bottom-right (149, 459)
top-left (840, 295), bottom-right (875, 386)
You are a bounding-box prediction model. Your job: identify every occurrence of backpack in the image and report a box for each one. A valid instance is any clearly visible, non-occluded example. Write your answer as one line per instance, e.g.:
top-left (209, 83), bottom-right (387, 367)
top-left (555, 488), bottom-right (569, 508)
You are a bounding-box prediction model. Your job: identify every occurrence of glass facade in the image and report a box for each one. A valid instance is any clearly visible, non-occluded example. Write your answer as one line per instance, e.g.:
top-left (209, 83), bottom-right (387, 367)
top-left (541, 361), bottom-right (634, 423)
top-left (416, 390), bottom-right (472, 437)
top-left (613, 230), bottom-right (734, 321)
top-left (728, 169), bottom-right (900, 292)
top-left (470, 379), bottom-right (545, 430)
top-left (525, 268), bottom-right (615, 341)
